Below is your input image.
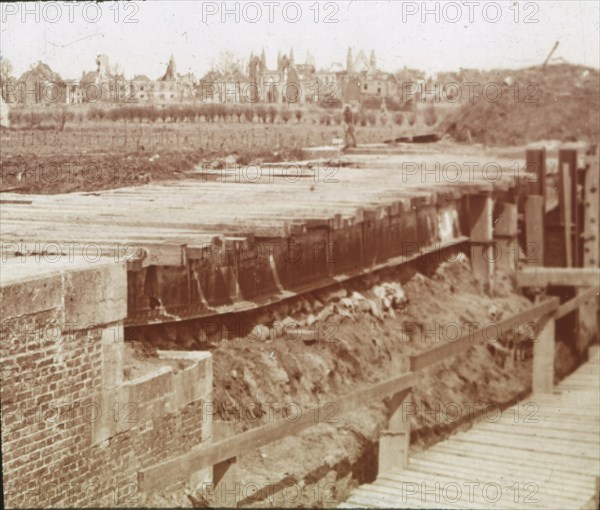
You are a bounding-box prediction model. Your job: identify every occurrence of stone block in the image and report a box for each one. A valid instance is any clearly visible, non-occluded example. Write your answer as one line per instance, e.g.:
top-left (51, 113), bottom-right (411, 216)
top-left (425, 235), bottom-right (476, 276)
top-left (0, 274), bottom-right (62, 322)
top-left (63, 263), bottom-right (127, 328)
top-left (158, 351), bottom-right (213, 408)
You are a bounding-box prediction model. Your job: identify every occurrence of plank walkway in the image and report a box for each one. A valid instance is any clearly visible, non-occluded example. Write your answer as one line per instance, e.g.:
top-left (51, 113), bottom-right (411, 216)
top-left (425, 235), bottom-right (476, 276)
top-left (341, 349), bottom-right (600, 509)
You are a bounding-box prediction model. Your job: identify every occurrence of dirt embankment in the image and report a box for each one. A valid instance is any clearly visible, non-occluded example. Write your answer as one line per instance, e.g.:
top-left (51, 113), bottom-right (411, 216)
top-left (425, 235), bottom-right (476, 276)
top-left (139, 254), bottom-right (578, 508)
top-left (0, 148), bottom-right (305, 195)
top-left (442, 64), bottom-right (599, 146)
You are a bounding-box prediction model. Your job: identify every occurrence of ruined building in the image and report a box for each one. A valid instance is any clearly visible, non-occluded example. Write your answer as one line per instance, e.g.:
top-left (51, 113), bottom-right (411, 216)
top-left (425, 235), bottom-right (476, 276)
top-left (197, 47), bottom-right (398, 106)
top-left (130, 55), bottom-right (196, 103)
top-left (340, 48), bottom-right (398, 103)
top-left (199, 48), bottom-right (341, 104)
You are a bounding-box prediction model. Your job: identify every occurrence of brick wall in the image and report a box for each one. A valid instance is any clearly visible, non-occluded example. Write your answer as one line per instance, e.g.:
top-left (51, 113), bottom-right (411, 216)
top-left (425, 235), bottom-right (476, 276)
top-left (1, 260), bottom-right (212, 508)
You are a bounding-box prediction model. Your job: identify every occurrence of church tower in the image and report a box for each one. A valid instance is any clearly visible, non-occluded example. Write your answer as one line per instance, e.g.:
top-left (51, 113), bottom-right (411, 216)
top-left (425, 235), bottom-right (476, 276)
top-left (248, 50), bottom-right (254, 76)
top-left (347, 47), bottom-right (353, 73)
top-left (370, 49), bottom-right (376, 72)
top-left (289, 47), bottom-right (295, 66)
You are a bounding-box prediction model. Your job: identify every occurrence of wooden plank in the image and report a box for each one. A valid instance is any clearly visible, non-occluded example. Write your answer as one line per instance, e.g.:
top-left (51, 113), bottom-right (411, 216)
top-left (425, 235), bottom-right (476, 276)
top-left (377, 470), bottom-right (529, 509)
top-left (559, 152), bottom-right (574, 267)
top-left (416, 450), bottom-right (596, 488)
top-left (379, 389), bottom-right (411, 474)
top-left (517, 267), bottom-right (600, 287)
top-left (494, 202), bottom-right (518, 237)
top-left (531, 318), bottom-right (555, 393)
top-left (526, 148), bottom-right (546, 198)
top-left (524, 195), bottom-right (545, 266)
top-left (469, 195), bottom-right (493, 242)
top-left (409, 297), bottom-right (559, 371)
top-left (435, 441), bottom-right (598, 475)
top-left (579, 148), bottom-right (600, 353)
top-left (469, 194), bottom-right (494, 291)
top-left (556, 286), bottom-right (599, 319)
top-left (404, 461), bottom-right (585, 508)
top-left (138, 371), bottom-right (417, 492)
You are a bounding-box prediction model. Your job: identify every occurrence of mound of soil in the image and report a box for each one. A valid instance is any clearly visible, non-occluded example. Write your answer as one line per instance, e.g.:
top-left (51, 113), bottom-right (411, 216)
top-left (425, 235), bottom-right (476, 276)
top-left (442, 64), bottom-right (599, 146)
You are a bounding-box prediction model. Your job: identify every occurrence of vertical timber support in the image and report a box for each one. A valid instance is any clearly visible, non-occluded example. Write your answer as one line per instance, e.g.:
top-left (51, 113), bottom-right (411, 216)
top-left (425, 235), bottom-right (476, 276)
top-left (559, 149), bottom-right (577, 267)
top-left (494, 202), bottom-right (518, 274)
top-left (524, 195), bottom-right (545, 268)
top-left (379, 388), bottom-right (412, 475)
top-left (212, 457), bottom-right (238, 508)
top-left (578, 148), bottom-right (599, 354)
top-left (469, 193), bottom-right (494, 294)
top-left (532, 314), bottom-right (556, 394)
top-left (526, 148), bottom-right (547, 200)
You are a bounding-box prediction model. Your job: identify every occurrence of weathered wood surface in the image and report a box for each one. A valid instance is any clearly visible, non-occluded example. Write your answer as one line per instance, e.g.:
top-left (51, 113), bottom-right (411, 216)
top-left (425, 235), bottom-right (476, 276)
top-left (342, 349), bottom-right (600, 509)
top-left (517, 267), bottom-right (600, 287)
top-left (1, 156), bottom-right (520, 325)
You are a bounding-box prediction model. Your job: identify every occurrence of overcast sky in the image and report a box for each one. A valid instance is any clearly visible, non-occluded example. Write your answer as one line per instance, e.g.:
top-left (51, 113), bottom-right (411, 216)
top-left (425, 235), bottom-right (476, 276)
top-left (1, 1), bottom-right (599, 80)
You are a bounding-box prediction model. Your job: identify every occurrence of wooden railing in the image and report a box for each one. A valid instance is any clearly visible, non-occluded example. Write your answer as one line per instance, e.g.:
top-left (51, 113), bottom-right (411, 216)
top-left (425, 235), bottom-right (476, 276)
top-left (137, 289), bottom-right (599, 494)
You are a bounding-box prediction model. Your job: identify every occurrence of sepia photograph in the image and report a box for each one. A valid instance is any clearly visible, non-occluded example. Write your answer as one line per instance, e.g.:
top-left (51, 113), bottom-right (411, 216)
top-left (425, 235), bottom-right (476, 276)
top-left (0, 1), bottom-right (599, 508)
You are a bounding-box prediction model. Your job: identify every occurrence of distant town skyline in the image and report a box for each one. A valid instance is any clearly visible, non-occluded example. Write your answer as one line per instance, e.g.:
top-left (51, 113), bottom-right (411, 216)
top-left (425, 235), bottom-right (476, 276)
top-left (1, 0), bottom-right (599, 80)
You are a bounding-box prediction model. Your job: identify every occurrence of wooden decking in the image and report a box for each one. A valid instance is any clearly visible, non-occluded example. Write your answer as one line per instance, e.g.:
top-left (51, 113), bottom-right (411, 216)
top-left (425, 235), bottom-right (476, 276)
top-left (0, 153), bottom-right (518, 326)
top-left (341, 349), bottom-right (600, 509)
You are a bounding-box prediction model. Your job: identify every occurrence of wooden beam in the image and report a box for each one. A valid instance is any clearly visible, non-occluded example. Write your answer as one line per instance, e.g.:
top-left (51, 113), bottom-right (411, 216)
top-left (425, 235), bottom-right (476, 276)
top-left (494, 202), bottom-right (518, 273)
top-left (409, 297), bottom-right (560, 371)
top-left (578, 148), bottom-right (600, 353)
top-left (517, 267), bottom-right (600, 287)
top-left (469, 194), bottom-right (494, 292)
top-left (379, 389), bottom-right (411, 474)
top-left (582, 149), bottom-right (599, 268)
top-left (211, 457), bottom-right (237, 508)
top-left (532, 315), bottom-right (556, 394)
top-left (524, 195), bottom-right (545, 266)
top-left (556, 286), bottom-right (599, 319)
top-left (526, 149), bottom-right (546, 199)
top-left (138, 371), bottom-right (417, 492)
top-left (494, 203), bottom-right (518, 238)
top-left (469, 194), bottom-right (493, 242)
top-left (559, 153), bottom-right (574, 267)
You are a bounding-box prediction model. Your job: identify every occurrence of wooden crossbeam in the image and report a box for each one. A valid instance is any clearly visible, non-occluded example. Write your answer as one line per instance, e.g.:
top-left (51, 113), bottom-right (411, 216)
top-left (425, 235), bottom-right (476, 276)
top-left (137, 371), bottom-right (417, 492)
top-left (517, 267), bottom-right (600, 287)
top-left (556, 286), bottom-right (599, 319)
top-left (409, 297), bottom-right (560, 371)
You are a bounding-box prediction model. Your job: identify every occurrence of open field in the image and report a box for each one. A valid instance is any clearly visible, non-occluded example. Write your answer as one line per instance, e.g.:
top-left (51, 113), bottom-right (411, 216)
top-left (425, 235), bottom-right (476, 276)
top-left (1, 121), bottom-right (442, 194)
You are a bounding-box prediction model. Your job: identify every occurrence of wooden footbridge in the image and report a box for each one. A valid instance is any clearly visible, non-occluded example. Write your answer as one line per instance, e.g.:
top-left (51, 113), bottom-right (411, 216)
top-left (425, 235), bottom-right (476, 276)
top-left (341, 347), bottom-right (600, 509)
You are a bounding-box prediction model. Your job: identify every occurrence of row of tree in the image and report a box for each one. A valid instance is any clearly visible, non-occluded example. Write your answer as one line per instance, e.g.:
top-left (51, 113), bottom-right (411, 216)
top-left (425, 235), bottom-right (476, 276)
top-left (9, 102), bottom-right (437, 130)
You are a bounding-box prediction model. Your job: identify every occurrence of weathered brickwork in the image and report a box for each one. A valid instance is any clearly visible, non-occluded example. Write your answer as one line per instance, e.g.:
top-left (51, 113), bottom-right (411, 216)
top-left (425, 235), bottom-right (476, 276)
top-left (1, 262), bottom-right (212, 508)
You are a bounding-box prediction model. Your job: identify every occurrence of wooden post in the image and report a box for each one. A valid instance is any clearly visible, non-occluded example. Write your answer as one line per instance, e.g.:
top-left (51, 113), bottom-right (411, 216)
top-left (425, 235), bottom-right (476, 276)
top-left (206, 420), bottom-right (238, 508)
top-left (493, 202), bottom-right (518, 274)
top-left (532, 314), bottom-right (556, 394)
top-left (211, 457), bottom-right (238, 508)
top-left (469, 193), bottom-right (494, 293)
top-left (559, 149), bottom-right (577, 267)
top-left (524, 195), bottom-right (545, 267)
top-left (526, 148), bottom-right (547, 200)
top-left (379, 388), bottom-right (412, 474)
top-left (561, 163), bottom-right (573, 267)
top-left (578, 148), bottom-right (599, 354)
